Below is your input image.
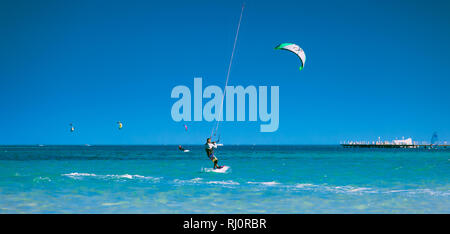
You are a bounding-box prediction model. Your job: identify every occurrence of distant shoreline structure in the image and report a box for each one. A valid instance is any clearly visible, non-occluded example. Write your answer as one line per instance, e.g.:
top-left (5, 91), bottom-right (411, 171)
top-left (341, 137), bottom-right (449, 149)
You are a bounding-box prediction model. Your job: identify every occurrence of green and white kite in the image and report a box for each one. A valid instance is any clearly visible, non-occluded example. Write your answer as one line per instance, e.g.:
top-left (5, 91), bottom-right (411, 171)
top-left (275, 43), bottom-right (306, 71)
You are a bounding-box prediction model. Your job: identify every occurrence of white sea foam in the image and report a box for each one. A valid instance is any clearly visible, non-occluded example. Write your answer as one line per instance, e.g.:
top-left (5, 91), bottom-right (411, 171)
top-left (291, 183), bottom-right (449, 196)
top-left (328, 185), bottom-right (376, 194)
top-left (62, 172), bottom-right (161, 182)
top-left (207, 180), bottom-right (240, 185)
top-left (294, 183), bottom-right (316, 189)
top-left (173, 177), bottom-right (203, 184)
top-left (291, 183), bottom-right (376, 194)
top-left (384, 188), bottom-right (450, 196)
top-left (33, 176), bottom-right (52, 183)
top-left (63, 172), bottom-right (97, 177)
top-left (247, 181), bottom-right (280, 186)
top-left (101, 201), bottom-right (129, 206)
top-left (173, 178), bottom-right (240, 186)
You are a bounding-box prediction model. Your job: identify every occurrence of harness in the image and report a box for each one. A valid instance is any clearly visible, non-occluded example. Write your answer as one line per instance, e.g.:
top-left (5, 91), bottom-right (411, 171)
top-left (205, 143), bottom-right (215, 160)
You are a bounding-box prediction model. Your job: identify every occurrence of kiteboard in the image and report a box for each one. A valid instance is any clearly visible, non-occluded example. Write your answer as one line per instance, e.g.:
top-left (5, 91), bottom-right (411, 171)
top-left (213, 165), bottom-right (230, 173)
top-left (183, 149), bottom-right (190, 152)
top-left (202, 165), bottom-right (230, 173)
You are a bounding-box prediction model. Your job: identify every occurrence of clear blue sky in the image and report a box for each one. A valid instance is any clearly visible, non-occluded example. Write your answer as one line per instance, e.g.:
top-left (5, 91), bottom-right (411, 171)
top-left (1, 0), bottom-right (449, 145)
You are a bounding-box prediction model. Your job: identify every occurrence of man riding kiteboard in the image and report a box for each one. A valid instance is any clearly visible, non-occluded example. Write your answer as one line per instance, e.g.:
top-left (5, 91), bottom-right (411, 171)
top-left (205, 138), bottom-right (223, 169)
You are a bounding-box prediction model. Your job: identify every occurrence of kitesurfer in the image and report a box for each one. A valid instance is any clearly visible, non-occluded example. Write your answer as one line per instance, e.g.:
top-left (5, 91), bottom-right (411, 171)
top-left (205, 138), bottom-right (223, 169)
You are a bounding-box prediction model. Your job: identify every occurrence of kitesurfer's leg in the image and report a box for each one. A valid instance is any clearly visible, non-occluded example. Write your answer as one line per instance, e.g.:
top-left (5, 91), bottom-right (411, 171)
top-left (212, 157), bottom-right (218, 169)
top-left (213, 157), bottom-right (223, 169)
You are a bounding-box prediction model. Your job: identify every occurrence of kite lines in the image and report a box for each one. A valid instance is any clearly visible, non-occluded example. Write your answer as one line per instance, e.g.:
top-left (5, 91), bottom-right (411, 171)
top-left (210, 3), bottom-right (245, 138)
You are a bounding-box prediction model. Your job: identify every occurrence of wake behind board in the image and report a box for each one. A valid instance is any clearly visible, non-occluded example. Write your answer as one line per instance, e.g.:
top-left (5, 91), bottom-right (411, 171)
top-left (202, 165), bottom-right (230, 173)
top-left (212, 165), bottom-right (230, 173)
top-left (183, 150), bottom-right (190, 152)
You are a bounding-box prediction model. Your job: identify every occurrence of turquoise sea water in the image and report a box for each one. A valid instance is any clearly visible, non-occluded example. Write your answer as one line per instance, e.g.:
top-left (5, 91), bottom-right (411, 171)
top-left (0, 145), bottom-right (448, 213)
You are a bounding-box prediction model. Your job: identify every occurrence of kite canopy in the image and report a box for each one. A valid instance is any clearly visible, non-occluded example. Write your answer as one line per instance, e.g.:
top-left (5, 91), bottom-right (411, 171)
top-left (275, 43), bottom-right (306, 71)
